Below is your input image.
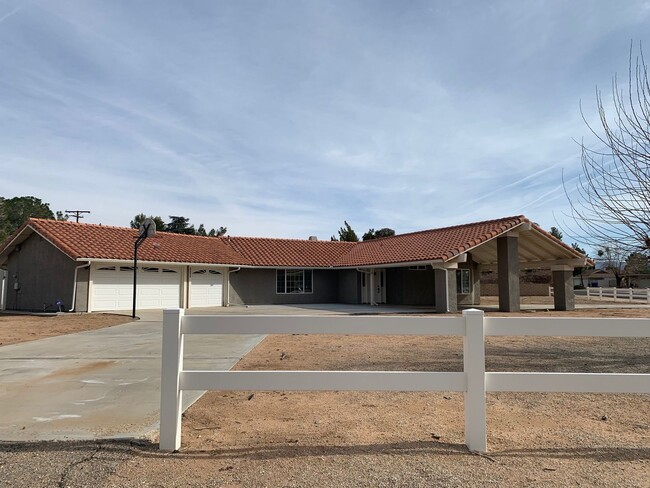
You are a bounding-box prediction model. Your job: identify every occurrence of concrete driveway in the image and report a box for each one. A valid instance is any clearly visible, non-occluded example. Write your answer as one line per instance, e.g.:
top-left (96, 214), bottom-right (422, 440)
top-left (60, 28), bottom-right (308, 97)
top-left (0, 309), bottom-right (264, 441)
top-left (0, 304), bottom-right (427, 442)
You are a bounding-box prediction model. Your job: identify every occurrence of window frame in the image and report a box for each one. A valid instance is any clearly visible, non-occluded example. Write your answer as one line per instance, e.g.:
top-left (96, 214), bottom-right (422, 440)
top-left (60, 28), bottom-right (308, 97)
top-left (456, 268), bottom-right (471, 295)
top-left (276, 269), bottom-right (314, 295)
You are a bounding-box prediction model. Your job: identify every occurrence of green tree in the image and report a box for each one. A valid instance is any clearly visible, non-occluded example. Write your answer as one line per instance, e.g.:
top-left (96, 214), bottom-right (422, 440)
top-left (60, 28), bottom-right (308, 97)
top-left (625, 252), bottom-right (650, 286)
top-left (362, 228), bottom-right (396, 241)
top-left (332, 221), bottom-right (358, 242)
top-left (131, 214), bottom-right (226, 237)
top-left (130, 214), bottom-right (165, 231)
top-left (165, 216), bottom-right (195, 235)
top-left (550, 227), bottom-right (563, 241)
top-left (56, 211), bottom-right (69, 221)
top-left (208, 226), bottom-right (227, 237)
top-left (0, 196), bottom-right (55, 242)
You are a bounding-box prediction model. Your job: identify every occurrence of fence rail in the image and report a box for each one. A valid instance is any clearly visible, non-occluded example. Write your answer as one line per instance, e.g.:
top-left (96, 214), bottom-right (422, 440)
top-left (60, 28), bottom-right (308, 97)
top-left (585, 286), bottom-right (650, 303)
top-left (551, 286), bottom-right (650, 303)
top-left (159, 309), bottom-right (649, 453)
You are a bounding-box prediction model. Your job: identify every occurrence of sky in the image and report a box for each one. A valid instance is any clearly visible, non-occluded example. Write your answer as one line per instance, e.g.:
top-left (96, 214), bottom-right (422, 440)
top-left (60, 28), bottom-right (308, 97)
top-left (1, 1), bottom-right (649, 243)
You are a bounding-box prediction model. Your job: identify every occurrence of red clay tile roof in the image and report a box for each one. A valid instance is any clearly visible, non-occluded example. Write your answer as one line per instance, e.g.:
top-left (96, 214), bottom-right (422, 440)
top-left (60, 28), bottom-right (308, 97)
top-left (0, 215), bottom-right (583, 268)
top-left (335, 215), bottom-right (530, 266)
top-left (225, 237), bottom-right (356, 267)
top-left (4, 219), bottom-right (251, 265)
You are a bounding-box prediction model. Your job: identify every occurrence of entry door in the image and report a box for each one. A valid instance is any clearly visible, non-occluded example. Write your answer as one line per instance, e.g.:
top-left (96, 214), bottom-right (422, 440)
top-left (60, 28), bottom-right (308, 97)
top-left (373, 269), bottom-right (386, 304)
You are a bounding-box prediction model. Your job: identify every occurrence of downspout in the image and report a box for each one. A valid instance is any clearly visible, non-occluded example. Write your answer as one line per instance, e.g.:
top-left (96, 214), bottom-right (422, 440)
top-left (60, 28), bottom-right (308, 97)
top-left (226, 267), bottom-right (241, 306)
top-left (69, 262), bottom-right (91, 312)
top-left (356, 268), bottom-right (375, 306)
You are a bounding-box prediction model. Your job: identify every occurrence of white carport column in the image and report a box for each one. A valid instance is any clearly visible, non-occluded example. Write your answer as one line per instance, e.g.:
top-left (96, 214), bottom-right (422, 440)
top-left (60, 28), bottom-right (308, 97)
top-left (160, 308), bottom-right (184, 451)
top-left (552, 265), bottom-right (576, 311)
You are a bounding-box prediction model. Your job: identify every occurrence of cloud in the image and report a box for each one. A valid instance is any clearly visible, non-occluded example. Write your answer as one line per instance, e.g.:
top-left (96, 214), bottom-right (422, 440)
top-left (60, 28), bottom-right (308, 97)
top-left (0, 1), bottom-right (648, 240)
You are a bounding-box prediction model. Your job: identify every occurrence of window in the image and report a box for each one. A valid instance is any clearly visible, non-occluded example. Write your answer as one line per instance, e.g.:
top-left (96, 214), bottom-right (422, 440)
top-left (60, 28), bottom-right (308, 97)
top-left (142, 267), bottom-right (160, 273)
top-left (409, 265), bottom-right (427, 270)
top-left (97, 266), bottom-right (116, 272)
top-left (276, 269), bottom-right (313, 294)
top-left (456, 269), bottom-right (471, 294)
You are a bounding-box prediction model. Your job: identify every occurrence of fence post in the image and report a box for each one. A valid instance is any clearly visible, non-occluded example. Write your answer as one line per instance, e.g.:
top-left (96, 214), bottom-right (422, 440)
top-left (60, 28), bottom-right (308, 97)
top-left (647, 288), bottom-right (650, 304)
top-left (462, 309), bottom-right (487, 453)
top-left (160, 308), bottom-right (185, 451)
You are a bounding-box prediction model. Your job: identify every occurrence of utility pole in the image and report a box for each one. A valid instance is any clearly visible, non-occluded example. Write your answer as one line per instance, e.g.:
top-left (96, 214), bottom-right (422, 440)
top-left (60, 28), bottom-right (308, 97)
top-left (65, 210), bottom-right (90, 223)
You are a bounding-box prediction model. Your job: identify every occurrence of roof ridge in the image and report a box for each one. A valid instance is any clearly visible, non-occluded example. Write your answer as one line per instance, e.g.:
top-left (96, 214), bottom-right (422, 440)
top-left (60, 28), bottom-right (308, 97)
top-left (28, 218), bottom-right (136, 232)
top-left (27, 219), bottom-right (239, 242)
top-left (357, 215), bottom-right (527, 243)
top-left (226, 235), bottom-right (357, 245)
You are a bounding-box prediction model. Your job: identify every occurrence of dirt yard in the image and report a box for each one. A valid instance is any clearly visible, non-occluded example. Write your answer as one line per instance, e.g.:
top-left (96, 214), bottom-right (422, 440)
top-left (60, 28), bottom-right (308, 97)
top-left (107, 307), bottom-right (649, 487)
top-left (0, 313), bottom-right (134, 346)
top-left (0, 306), bottom-right (648, 487)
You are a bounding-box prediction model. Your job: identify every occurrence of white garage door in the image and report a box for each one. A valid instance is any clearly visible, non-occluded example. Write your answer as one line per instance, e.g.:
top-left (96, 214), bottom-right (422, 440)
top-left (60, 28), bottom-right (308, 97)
top-left (190, 270), bottom-right (223, 308)
top-left (92, 265), bottom-right (181, 311)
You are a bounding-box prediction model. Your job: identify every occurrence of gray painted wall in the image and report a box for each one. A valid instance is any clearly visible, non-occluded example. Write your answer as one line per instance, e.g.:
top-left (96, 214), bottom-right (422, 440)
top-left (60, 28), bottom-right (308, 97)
top-left (5, 233), bottom-right (77, 312)
top-left (74, 266), bottom-right (90, 312)
top-left (337, 270), bottom-right (360, 304)
top-left (229, 268), bottom-right (339, 305)
top-left (386, 267), bottom-right (436, 305)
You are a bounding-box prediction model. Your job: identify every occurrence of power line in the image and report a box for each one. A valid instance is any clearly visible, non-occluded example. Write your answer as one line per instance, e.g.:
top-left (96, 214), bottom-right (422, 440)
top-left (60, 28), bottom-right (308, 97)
top-left (65, 210), bottom-right (90, 223)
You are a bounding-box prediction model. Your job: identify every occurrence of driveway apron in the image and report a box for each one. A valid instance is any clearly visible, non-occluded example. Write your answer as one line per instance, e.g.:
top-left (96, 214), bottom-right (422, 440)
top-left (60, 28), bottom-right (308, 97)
top-left (0, 316), bottom-right (263, 441)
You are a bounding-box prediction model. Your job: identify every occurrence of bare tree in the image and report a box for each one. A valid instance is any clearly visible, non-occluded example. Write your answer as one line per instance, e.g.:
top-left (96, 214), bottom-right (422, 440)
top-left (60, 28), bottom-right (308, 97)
top-left (563, 43), bottom-right (650, 254)
top-left (596, 244), bottom-right (627, 287)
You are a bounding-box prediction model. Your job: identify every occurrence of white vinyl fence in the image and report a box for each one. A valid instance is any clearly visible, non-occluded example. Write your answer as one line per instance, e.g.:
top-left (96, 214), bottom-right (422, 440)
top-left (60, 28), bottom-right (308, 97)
top-left (586, 287), bottom-right (650, 303)
top-left (551, 286), bottom-right (650, 303)
top-left (159, 309), bottom-right (649, 453)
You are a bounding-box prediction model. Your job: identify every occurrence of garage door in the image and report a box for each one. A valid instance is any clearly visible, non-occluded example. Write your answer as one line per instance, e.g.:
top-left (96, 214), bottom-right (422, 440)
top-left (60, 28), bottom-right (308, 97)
top-left (92, 265), bottom-right (181, 311)
top-left (190, 269), bottom-right (223, 308)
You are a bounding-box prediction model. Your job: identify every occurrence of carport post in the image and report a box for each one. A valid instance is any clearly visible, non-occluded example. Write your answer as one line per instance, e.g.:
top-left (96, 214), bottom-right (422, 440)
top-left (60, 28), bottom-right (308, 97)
top-left (160, 308), bottom-right (184, 451)
top-left (463, 309), bottom-right (487, 453)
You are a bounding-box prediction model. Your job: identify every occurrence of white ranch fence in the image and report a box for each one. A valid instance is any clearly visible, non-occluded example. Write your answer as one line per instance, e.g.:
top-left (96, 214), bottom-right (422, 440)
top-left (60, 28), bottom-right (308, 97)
top-left (586, 287), bottom-right (650, 303)
top-left (550, 286), bottom-right (650, 303)
top-left (159, 309), bottom-right (649, 453)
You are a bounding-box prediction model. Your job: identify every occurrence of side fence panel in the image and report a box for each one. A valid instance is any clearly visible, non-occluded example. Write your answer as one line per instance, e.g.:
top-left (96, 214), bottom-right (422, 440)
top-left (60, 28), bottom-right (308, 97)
top-left (159, 309), bottom-right (649, 453)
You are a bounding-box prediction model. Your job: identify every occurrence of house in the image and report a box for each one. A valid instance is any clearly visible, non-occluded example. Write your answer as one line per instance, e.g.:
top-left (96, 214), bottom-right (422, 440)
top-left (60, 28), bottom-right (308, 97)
top-left (574, 269), bottom-right (650, 289)
top-left (0, 215), bottom-right (589, 314)
top-left (574, 269), bottom-right (617, 288)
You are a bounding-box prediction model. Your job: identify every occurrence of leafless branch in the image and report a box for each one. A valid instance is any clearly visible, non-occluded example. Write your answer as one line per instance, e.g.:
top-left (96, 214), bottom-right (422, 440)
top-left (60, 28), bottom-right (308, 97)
top-left (562, 42), bottom-right (650, 254)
